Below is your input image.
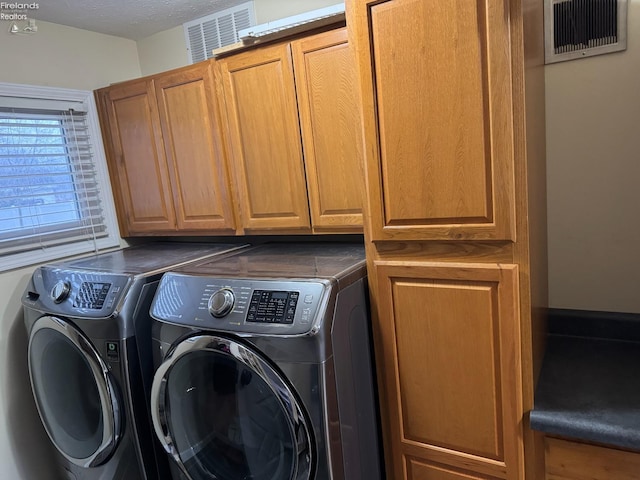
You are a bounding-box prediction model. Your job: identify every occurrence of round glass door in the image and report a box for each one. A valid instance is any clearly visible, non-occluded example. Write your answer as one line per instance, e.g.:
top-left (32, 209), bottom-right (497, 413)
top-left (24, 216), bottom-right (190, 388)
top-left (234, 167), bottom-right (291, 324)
top-left (152, 335), bottom-right (313, 480)
top-left (28, 316), bottom-right (121, 467)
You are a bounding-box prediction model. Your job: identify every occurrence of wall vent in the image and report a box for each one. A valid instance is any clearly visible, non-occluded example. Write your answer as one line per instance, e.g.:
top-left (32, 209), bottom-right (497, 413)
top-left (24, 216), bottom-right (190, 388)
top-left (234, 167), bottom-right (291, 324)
top-left (183, 1), bottom-right (255, 64)
top-left (545, 0), bottom-right (627, 64)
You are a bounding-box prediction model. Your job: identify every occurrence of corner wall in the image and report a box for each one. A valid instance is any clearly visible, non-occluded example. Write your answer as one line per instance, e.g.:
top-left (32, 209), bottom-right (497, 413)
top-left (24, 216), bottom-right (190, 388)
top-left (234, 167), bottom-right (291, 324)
top-left (0, 20), bottom-right (139, 479)
top-left (545, 0), bottom-right (640, 314)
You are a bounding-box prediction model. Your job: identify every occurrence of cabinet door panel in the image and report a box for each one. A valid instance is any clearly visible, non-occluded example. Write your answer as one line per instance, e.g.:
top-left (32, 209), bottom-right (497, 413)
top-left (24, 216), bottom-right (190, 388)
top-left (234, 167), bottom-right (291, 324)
top-left (292, 28), bottom-right (364, 231)
top-left (375, 262), bottom-right (523, 480)
top-left (406, 456), bottom-right (501, 480)
top-left (219, 43), bottom-right (311, 231)
top-left (103, 80), bottom-right (175, 234)
top-left (155, 63), bottom-right (236, 232)
top-left (351, 0), bottom-right (515, 240)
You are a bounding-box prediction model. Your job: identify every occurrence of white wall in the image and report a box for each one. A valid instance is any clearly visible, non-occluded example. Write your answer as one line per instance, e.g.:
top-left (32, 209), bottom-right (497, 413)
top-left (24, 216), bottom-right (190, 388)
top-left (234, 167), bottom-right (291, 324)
top-left (546, 0), bottom-right (640, 314)
top-left (0, 20), bottom-right (141, 90)
top-left (137, 0), bottom-right (341, 76)
top-left (0, 20), bottom-right (140, 479)
top-left (0, 268), bottom-right (58, 480)
top-left (137, 26), bottom-right (189, 78)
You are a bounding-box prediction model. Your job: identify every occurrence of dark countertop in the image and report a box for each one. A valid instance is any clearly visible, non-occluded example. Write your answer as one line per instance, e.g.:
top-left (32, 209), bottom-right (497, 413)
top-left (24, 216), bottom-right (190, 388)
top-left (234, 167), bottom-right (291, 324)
top-left (530, 309), bottom-right (640, 451)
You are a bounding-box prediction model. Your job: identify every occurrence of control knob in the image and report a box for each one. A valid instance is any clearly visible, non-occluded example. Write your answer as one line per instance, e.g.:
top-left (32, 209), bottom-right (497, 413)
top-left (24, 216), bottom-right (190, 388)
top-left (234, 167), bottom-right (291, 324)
top-left (208, 288), bottom-right (235, 318)
top-left (51, 280), bottom-right (71, 304)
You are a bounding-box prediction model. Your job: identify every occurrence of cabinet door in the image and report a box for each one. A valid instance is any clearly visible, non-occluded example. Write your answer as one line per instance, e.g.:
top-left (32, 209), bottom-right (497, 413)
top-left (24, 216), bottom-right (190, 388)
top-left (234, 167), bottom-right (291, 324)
top-left (100, 80), bottom-right (176, 234)
top-left (218, 43), bottom-right (311, 232)
top-left (348, 0), bottom-right (515, 241)
top-left (292, 28), bottom-right (364, 232)
top-left (375, 261), bottom-right (523, 480)
top-left (155, 63), bottom-right (237, 232)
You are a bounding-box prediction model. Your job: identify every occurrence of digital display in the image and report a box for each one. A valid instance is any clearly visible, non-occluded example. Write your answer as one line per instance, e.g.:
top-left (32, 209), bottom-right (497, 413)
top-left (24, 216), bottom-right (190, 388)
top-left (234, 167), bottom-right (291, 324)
top-left (75, 282), bottom-right (112, 309)
top-left (247, 290), bottom-right (299, 324)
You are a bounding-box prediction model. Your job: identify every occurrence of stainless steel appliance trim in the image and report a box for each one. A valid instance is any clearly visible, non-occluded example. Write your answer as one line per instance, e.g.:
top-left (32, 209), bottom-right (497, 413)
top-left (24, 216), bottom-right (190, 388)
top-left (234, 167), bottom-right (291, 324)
top-left (27, 315), bottom-right (121, 468)
top-left (151, 334), bottom-right (314, 480)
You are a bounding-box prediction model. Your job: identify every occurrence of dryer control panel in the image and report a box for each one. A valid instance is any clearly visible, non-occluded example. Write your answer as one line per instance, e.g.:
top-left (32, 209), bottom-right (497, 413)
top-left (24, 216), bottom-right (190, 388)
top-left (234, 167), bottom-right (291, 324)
top-left (24, 267), bottom-right (131, 318)
top-left (151, 274), bottom-right (330, 335)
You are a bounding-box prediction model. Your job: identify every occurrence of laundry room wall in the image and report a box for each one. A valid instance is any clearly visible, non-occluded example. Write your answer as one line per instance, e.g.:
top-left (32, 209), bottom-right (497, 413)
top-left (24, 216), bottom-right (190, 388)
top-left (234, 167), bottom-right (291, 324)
top-left (136, 0), bottom-right (341, 76)
top-left (0, 21), bottom-right (139, 480)
top-left (545, 0), bottom-right (640, 314)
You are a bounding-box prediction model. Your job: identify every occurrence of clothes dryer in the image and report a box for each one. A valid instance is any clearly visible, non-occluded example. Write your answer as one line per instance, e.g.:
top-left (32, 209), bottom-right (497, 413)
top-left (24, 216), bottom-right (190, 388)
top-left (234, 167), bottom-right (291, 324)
top-left (22, 242), bottom-right (248, 480)
top-left (149, 242), bottom-right (382, 480)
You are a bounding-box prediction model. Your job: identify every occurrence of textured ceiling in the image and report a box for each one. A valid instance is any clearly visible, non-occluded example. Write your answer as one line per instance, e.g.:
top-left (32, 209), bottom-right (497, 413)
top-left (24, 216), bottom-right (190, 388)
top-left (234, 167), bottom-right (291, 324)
top-left (29, 0), bottom-right (249, 40)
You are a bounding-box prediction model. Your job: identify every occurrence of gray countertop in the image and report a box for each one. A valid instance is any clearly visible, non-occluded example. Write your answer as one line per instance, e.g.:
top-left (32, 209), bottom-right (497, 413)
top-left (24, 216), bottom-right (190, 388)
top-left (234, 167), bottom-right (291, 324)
top-left (530, 309), bottom-right (640, 451)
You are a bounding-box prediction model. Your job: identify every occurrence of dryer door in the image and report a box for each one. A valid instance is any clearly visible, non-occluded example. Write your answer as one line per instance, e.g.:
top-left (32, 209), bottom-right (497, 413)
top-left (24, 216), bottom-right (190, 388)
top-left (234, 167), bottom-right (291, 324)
top-left (27, 315), bottom-right (122, 468)
top-left (151, 334), bottom-right (313, 480)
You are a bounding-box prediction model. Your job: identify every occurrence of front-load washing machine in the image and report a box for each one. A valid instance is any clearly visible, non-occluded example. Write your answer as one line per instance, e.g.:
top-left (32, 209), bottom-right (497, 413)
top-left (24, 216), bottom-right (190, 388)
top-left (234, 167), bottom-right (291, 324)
top-left (22, 242), bottom-right (248, 480)
top-left (149, 242), bottom-right (382, 480)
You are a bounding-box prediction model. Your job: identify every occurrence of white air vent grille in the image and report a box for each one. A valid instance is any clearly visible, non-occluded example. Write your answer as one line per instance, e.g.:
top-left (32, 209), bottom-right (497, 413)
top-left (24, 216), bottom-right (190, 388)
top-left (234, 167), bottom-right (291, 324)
top-left (184, 2), bottom-right (255, 64)
top-left (545, 0), bottom-right (627, 64)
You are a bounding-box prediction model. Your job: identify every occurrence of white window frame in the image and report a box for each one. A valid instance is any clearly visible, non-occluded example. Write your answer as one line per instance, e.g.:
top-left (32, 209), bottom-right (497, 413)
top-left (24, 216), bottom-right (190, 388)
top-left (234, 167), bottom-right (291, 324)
top-left (0, 82), bottom-right (121, 272)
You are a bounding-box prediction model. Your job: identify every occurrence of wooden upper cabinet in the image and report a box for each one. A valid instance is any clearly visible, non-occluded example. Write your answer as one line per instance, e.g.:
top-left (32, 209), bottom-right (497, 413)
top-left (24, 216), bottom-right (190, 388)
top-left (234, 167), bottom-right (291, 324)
top-left (155, 63), bottom-right (236, 232)
top-left (217, 43), bottom-right (311, 232)
top-left (375, 261), bottom-right (523, 480)
top-left (291, 28), bottom-right (364, 232)
top-left (98, 79), bottom-right (176, 235)
top-left (349, 0), bottom-right (516, 241)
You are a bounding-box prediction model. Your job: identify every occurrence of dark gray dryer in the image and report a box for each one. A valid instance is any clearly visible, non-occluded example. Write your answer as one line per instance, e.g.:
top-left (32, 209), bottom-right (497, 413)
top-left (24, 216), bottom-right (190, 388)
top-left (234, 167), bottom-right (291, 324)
top-left (149, 242), bottom-right (382, 480)
top-left (22, 242), bottom-right (248, 480)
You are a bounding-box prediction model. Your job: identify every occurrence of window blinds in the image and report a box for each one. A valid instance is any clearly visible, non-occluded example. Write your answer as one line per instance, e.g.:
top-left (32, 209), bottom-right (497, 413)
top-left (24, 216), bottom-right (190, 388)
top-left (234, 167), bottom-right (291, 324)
top-left (0, 105), bottom-right (109, 256)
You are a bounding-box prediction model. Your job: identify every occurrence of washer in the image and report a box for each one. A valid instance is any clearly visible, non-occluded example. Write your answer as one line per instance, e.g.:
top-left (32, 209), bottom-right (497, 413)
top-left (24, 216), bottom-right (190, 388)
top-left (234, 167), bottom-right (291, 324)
top-left (149, 242), bottom-right (382, 480)
top-left (22, 242), bottom-right (249, 480)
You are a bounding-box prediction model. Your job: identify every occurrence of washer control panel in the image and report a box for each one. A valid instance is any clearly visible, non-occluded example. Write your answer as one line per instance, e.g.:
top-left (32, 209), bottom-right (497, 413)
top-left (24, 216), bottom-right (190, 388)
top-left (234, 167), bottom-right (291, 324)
top-left (26, 267), bottom-right (131, 317)
top-left (151, 274), bottom-right (330, 335)
top-left (247, 290), bottom-right (298, 324)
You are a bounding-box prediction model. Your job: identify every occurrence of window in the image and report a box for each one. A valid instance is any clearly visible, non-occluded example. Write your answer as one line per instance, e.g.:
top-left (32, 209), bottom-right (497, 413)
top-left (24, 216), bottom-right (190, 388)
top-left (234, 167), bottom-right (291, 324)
top-left (0, 83), bottom-right (120, 271)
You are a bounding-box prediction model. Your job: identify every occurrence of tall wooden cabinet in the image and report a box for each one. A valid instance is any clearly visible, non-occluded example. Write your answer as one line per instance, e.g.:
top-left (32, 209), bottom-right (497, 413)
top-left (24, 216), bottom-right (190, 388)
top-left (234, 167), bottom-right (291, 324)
top-left (346, 0), bottom-right (547, 479)
top-left (96, 62), bottom-right (237, 236)
top-left (216, 27), bottom-right (364, 233)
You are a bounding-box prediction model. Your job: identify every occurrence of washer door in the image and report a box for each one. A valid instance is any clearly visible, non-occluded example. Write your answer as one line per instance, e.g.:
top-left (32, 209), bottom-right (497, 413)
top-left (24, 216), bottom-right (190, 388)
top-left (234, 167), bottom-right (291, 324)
top-left (27, 316), bottom-right (121, 468)
top-left (151, 334), bottom-right (313, 480)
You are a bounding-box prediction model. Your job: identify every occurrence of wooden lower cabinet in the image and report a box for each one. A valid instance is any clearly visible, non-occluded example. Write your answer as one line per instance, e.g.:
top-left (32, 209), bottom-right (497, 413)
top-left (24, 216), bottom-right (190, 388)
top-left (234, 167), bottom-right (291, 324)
top-left (375, 261), bottom-right (524, 479)
top-left (545, 437), bottom-right (640, 480)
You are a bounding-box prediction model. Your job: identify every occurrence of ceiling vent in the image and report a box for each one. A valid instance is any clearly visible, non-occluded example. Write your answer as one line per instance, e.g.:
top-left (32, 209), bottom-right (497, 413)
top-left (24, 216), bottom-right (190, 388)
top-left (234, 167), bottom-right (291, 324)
top-left (237, 3), bottom-right (345, 44)
top-left (545, 0), bottom-right (628, 64)
top-left (183, 1), bottom-right (256, 64)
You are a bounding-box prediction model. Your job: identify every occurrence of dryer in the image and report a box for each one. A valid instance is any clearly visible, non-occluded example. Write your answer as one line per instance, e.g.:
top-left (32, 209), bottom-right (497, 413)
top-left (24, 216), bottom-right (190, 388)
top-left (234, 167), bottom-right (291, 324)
top-left (22, 242), bottom-right (248, 480)
top-left (149, 242), bottom-right (382, 480)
